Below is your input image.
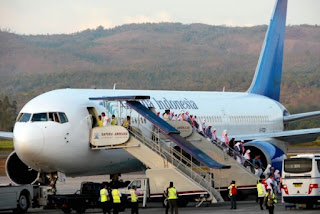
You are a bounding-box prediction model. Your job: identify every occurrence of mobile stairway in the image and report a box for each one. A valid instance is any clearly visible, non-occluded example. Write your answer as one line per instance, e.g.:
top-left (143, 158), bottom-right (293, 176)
top-left (167, 120), bottom-right (259, 194)
top-left (89, 96), bottom-right (229, 204)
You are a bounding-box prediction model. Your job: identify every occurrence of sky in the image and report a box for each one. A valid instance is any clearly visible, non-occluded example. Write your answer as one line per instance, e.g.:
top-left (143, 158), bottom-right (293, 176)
top-left (0, 0), bottom-right (319, 35)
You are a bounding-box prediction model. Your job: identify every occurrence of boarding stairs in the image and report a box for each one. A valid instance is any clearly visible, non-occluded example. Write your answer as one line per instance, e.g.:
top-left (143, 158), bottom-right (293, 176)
top-left (89, 99), bottom-right (229, 203)
top-left (177, 123), bottom-right (259, 190)
top-left (90, 125), bottom-right (224, 203)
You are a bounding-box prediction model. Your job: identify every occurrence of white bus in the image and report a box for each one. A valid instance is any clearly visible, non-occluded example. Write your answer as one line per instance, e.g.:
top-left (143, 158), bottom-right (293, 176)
top-left (281, 154), bottom-right (320, 208)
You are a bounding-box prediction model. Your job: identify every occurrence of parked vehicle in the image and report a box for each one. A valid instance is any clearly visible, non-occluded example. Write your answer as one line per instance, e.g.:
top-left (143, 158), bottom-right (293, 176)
top-left (118, 177), bottom-right (210, 207)
top-left (282, 154), bottom-right (320, 208)
top-left (50, 181), bottom-right (128, 213)
top-left (0, 184), bottom-right (50, 213)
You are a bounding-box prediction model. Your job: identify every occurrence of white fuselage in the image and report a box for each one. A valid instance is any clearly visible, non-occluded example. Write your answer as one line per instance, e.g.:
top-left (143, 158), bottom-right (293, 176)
top-left (13, 89), bottom-right (287, 176)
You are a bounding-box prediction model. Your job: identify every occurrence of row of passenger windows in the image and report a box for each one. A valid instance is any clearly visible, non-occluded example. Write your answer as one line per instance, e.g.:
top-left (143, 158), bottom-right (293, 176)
top-left (197, 116), bottom-right (222, 123)
top-left (128, 115), bottom-right (268, 124)
top-left (229, 116), bottom-right (269, 123)
top-left (17, 112), bottom-right (69, 124)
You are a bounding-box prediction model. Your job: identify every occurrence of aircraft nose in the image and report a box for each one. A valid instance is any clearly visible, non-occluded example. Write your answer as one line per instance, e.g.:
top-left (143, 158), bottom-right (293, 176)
top-left (13, 123), bottom-right (44, 160)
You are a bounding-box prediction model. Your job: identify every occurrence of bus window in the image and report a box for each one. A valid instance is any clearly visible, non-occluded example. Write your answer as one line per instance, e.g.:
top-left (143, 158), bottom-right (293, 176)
top-left (317, 160), bottom-right (320, 173)
top-left (284, 158), bottom-right (312, 173)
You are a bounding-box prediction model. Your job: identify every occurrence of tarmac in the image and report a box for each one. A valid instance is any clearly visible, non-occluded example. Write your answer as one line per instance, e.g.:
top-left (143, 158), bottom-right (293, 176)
top-left (0, 201), bottom-right (319, 214)
top-left (1, 174), bottom-right (320, 214)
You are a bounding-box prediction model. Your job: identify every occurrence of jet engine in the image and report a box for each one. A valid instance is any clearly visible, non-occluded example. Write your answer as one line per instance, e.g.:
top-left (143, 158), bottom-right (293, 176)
top-left (244, 140), bottom-right (286, 170)
top-left (5, 151), bottom-right (39, 184)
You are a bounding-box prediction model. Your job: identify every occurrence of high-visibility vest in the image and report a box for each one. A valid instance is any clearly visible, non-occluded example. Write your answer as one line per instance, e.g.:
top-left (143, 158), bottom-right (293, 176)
top-left (229, 184), bottom-right (237, 196)
top-left (265, 192), bottom-right (277, 204)
top-left (168, 187), bottom-right (178, 199)
top-left (111, 118), bottom-right (118, 126)
top-left (257, 183), bottom-right (264, 197)
top-left (123, 119), bottom-right (130, 128)
top-left (130, 189), bottom-right (138, 202)
top-left (100, 188), bottom-right (108, 202)
top-left (98, 120), bottom-right (103, 127)
top-left (112, 189), bottom-right (121, 203)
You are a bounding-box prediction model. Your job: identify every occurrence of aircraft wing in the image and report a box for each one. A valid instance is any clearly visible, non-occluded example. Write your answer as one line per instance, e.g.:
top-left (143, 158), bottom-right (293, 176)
top-left (284, 111), bottom-right (320, 123)
top-left (0, 131), bottom-right (14, 140)
top-left (232, 128), bottom-right (320, 145)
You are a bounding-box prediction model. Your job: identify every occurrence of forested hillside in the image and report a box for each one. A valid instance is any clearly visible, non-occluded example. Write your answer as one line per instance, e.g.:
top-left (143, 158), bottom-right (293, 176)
top-left (0, 23), bottom-right (319, 131)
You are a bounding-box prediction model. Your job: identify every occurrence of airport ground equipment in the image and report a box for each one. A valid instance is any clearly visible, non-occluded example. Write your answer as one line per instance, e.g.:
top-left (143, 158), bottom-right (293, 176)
top-left (89, 96), bottom-right (229, 205)
top-left (0, 184), bottom-right (50, 213)
top-left (50, 181), bottom-right (128, 213)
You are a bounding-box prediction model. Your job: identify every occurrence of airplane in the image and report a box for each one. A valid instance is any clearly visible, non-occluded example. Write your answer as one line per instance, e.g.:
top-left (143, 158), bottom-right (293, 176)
top-left (0, 0), bottom-right (320, 185)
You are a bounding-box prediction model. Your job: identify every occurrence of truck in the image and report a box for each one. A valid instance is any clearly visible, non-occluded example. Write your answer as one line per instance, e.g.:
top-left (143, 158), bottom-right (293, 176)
top-left (118, 177), bottom-right (210, 207)
top-left (0, 184), bottom-right (51, 213)
top-left (50, 181), bottom-right (128, 213)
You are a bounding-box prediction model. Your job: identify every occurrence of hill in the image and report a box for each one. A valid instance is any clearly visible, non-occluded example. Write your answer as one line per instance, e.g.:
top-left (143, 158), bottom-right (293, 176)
top-left (0, 23), bottom-right (319, 130)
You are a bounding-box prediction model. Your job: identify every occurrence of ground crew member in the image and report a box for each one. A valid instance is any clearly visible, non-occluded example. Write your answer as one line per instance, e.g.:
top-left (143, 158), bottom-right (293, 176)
top-left (264, 187), bottom-right (277, 214)
top-left (122, 116), bottom-right (131, 129)
top-left (100, 185), bottom-right (110, 214)
top-left (111, 186), bottom-right (121, 214)
top-left (228, 180), bottom-right (237, 209)
top-left (129, 185), bottom-right (140, 214)
top-left (98, 115), bottom-right (103, 127)
top-left (257, 179), bottom-right (266, 210)
top-left (167, 181), bottom-right (178, 214)
top-left (111, 114), bottom-right (118, 126)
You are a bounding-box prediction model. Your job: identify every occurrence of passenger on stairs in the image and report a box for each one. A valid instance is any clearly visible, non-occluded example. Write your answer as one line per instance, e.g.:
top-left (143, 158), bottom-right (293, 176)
top-left (122, 116), bottom-right (131, 129)
top-left (211, 128), bottom-right (217, 142)
top-left (255, 163), bottom-right (263, 178)
top-left (243, 149), bottom-right (252, 169)
top-left (239, 140), bottom-right (245, 156)
top-left (198, 119), bottom-right (206, 136)
top-left (111, 114), bottom-right (118, 126)
top-left (205, 125), bottom-right (212, 140)
top-left (220, 130), bottom-right (229, 153)
top-left (171, 113), bottom-right (178, 120)
top-left (253, 155), bottom-right (263, 169)
top-left (101, 112), bottom-right (110, 126)
top-left (233, 142), bottom-right (242, 164)
top-left (98, 115), bottom-right (103, 127)
top-left (228, 138), bottom-right (235, 156)
top-left (163, 110), bottom-right (170, 121)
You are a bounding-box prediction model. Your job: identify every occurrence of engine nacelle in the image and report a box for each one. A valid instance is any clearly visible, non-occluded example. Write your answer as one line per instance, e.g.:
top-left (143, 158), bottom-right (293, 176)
top-left (244, 140), bottom-right (286, 171)
top-left (5, 151), bottom-right (39, 184)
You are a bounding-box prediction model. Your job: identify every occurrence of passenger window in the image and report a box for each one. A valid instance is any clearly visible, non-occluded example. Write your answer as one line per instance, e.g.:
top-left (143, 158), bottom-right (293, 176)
top-left (19, 113), bottom-right (31, 122)
top-left (32, 113), bottom-right (48, 122)
top-left (58, 112), bottom-right (68, 123)
top-left (317, 160), bottom-right (320, 173)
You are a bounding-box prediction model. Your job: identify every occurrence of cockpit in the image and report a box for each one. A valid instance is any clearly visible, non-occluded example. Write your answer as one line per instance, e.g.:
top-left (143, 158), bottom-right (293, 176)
top-left (16, 112), bottom-right (69, 123)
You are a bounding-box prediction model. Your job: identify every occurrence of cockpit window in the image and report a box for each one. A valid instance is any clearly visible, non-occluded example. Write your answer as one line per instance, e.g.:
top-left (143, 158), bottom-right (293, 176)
top-left (49, 112), bottom-right (60, 123)
top-left (18, 113), bottom-right (31, 122)
top-left (58, 112), bottom-right (68, 123)
top-left (31, 113), bottom-right (48, 122)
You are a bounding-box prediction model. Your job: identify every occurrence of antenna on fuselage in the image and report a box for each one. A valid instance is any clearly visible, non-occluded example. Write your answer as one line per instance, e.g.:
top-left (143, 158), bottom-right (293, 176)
top-left (113, 83), bottom-right (117, 90)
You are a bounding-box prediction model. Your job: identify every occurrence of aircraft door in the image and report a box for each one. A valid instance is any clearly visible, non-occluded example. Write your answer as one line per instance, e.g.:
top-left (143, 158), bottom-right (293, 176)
top-left (87, 107), bottom-right (99, 128)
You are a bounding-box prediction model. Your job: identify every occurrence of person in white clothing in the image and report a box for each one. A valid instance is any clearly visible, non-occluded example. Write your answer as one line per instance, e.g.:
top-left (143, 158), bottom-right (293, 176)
top-left (101, 112), bottom-right (110, 126)
top-left (266, 175), bottom-right (275, 193)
